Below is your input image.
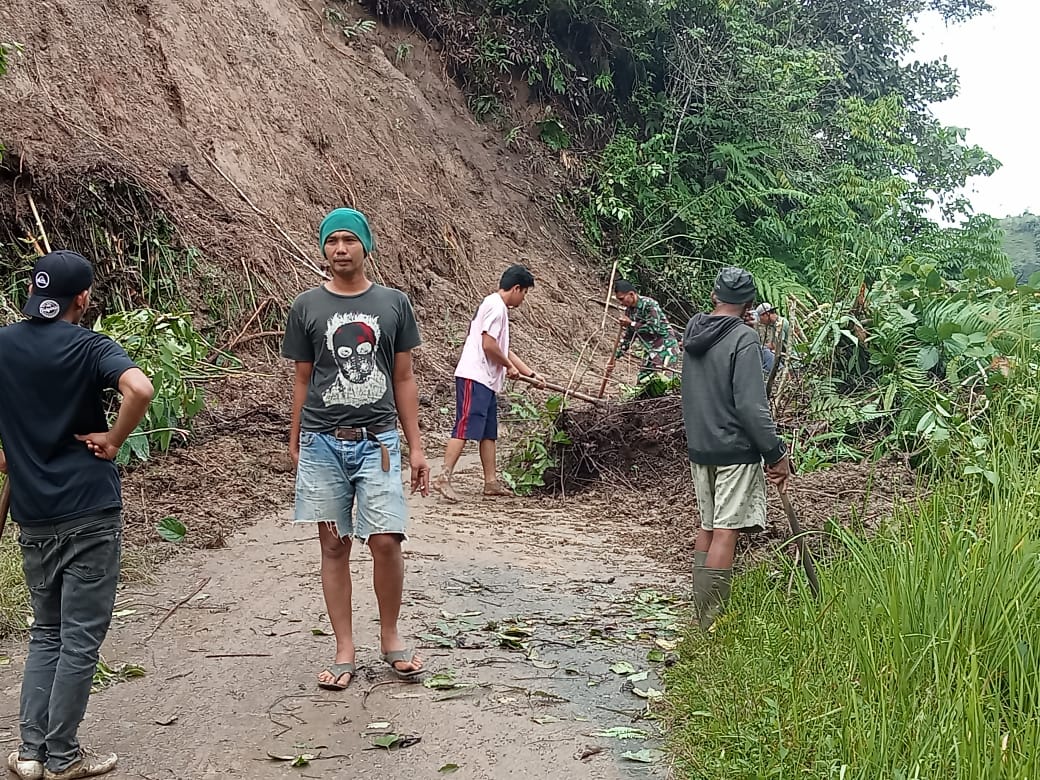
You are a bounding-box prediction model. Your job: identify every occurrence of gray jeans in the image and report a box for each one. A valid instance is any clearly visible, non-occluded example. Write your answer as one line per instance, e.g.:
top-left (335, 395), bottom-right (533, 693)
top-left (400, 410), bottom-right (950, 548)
top-left (18, 511), bottom-right (122, 773)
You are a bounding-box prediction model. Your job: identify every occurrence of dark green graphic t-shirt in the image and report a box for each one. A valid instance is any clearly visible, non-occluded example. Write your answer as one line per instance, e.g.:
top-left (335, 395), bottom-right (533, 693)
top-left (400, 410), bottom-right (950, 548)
top-left (282, 284), bottom-right (422, 432)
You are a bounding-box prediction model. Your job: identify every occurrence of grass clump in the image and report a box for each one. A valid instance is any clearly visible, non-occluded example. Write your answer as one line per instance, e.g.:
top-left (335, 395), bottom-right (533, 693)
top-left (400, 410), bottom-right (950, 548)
top-left (0, 528), bottom-right (29, 636)
top-left (666, 387), bottom-right (1040, 778)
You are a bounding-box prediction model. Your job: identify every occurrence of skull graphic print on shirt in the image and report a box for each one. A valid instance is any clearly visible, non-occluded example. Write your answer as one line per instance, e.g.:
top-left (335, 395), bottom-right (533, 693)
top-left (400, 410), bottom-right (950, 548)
top-left (321, 311), bottom-right (388, 407)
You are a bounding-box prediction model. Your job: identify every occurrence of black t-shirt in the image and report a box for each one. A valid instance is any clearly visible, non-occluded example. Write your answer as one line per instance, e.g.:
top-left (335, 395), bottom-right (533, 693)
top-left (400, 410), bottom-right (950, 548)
top-left (0, 320), bottom-right (138, 525)
top-left (282, 284), bottom-right (422, 432)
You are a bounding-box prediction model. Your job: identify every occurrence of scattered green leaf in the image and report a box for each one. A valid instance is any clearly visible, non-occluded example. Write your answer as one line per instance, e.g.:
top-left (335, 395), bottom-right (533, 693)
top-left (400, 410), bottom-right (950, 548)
top-left (610, 661), bottom-right (637, 675)
top-left (372, 734), bottom-right (400, 749)
top-left (156, 516), bottom-right (187, 543)
top-left (423, 672), bottom-right (458, 690)
top-left (621, 748), bottom-right (665, 763)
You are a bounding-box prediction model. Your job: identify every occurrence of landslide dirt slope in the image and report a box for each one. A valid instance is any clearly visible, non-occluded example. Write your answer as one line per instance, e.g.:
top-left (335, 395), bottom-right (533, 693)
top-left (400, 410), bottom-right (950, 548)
top-left (0, 0), bottom-right (624, 548)
top-left (0, 0), bottom-right (603, 380)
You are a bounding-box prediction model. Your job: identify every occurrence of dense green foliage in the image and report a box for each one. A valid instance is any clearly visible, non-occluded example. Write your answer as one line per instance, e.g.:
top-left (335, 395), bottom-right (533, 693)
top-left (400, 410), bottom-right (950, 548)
top-left (667, 380), bottom-right (1040, 778)
top-left (373, 0), bottom-right (1022, 470)
top-left (502, 391), bottom-right (570, 495)
top-left (371, 0), bottom-right (1006, 312)
top-left (1001, 212), bottom-right (1040, 283)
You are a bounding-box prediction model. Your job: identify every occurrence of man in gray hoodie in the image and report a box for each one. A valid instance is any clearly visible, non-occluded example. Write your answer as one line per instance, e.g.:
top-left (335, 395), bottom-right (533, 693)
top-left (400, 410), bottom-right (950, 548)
top-left (682, 267), bottom-right (790, 630)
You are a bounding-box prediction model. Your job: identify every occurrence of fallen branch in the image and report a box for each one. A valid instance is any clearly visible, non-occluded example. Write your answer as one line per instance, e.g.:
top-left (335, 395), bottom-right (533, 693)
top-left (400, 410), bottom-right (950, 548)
top-left (225, 297), bottom-right (275, 350)
top-left (146, 577), bottom-right (212, 643)
top-left (205, 653), bottom-right (274, 659)
top-left (230, 330), bottom-right (285, 348)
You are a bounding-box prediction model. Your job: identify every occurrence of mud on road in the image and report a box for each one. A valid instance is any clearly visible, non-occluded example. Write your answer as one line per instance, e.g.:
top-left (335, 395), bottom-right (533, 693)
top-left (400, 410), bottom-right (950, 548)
top-left (2, 456), bottom-right (684, 779)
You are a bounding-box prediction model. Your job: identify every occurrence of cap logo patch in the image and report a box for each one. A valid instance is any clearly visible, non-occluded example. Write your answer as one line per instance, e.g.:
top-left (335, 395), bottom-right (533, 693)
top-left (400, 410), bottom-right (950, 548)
top-left (34, 271), bottom-right (50, 289)
top-left (38, 299), bottom-right (60, 319)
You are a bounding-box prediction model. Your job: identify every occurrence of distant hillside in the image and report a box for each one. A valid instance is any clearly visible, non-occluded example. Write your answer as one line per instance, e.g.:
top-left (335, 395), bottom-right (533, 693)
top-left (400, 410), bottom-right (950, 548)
top-left (1001, 213), bottom-right (1040, 283)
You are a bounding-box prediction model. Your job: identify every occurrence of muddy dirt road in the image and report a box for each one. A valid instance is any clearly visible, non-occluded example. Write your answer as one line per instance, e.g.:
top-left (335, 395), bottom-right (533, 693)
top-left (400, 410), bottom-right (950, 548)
top-left (2, 457), bottom-right (685, 779)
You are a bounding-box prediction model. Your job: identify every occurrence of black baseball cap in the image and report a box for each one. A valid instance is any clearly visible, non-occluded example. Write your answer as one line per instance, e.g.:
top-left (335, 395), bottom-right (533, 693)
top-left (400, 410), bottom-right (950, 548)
top-left (22, 250), bottom-right (95, 321)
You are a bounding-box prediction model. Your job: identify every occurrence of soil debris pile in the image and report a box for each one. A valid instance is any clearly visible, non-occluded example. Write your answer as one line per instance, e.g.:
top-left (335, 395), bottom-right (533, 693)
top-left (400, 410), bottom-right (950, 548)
top-left (549, 394), bottom-right (687, 493)
top-left (549, 393), bottom-right (920, 552)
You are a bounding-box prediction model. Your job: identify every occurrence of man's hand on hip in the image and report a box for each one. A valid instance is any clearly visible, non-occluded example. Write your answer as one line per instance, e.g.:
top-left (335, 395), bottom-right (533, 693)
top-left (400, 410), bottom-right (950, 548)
top-left (75, 432), bottom-right (121, 461)
top-left (0, 449), bottom-right (6, 474)
top-left (410, 450), bottom-right (430, 497)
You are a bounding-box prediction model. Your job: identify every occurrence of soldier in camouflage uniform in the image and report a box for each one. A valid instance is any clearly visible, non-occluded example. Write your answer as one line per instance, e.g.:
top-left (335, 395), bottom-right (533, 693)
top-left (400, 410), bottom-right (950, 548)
top-left (613, 280), bottom-right (682, 381)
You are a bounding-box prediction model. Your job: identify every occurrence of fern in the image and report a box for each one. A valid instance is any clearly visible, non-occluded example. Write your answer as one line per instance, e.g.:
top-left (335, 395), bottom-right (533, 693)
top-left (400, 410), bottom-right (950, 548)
top-left (744, 256), bottom-right (815, 309)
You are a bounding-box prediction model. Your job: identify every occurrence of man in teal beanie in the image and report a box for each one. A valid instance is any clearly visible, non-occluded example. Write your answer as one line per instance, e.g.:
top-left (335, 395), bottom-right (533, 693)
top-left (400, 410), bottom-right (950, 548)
top-left (282, 207), bottom-right (429, 689)
top-left (319, 208), bottom-right (375, 256)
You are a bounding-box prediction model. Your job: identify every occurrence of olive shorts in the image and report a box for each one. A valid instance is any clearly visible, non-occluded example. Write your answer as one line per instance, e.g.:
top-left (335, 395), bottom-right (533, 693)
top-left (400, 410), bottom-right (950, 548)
top-left (690, 462), bottom-right (767, 532)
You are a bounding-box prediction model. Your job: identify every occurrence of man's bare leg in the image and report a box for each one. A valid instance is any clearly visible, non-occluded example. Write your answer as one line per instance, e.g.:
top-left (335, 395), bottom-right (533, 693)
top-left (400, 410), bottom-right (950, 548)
top-left (479, 439), bottom-right (511, 495)
top-left (705, 529), bottom-right (738, 569)
top-left (694, 527), bottom-right (713, 554)
top-left (433, 438), bottom-right (467, 502)
top-left (316, 523), bottom-right (355, 686)
top-left (368, 533), bottom-right (422, 673)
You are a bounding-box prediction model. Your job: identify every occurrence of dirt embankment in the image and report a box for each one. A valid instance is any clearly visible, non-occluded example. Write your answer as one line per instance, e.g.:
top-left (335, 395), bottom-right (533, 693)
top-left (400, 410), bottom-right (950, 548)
top-left (0, 0), bottom-right (633, 545)
top-left (0, 0), bottom-right (610, 374)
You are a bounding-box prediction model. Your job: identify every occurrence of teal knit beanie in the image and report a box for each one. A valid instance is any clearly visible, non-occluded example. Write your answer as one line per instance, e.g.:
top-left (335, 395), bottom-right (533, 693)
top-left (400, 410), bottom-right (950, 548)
top-left (319, 208), bottom-right (375, 255)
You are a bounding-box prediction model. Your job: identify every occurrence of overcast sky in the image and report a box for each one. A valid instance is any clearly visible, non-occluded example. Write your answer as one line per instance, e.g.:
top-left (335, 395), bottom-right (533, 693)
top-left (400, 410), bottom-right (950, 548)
top-left (912, 1), bottom-right (1036, 219)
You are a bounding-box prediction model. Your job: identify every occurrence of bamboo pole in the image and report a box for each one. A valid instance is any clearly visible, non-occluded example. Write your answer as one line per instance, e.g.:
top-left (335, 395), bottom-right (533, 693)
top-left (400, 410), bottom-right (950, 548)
top-left (515, 373), bottom-right (605, 405)
top-left (598, 324), bottom-right (626, 398)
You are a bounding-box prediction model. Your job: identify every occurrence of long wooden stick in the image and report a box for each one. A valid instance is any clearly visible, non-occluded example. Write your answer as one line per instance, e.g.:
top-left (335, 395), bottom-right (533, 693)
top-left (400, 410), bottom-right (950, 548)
top-left (28, 195), bottom-right (52, 254)
top-left (0, 480), bottom-right (10, 539)
top-left (600, 259), bottom-right (619, 331)
top-left (598, 324), bottom-right (626, 398)
top-left (515, 374), bottom-right (605, 405)
top-left (146, 577), bottom-right (212, 643)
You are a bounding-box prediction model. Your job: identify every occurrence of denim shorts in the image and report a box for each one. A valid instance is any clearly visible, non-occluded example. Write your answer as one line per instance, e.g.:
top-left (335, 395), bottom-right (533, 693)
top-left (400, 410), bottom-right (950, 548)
top-left (293, 429), bottom-right (408, 542)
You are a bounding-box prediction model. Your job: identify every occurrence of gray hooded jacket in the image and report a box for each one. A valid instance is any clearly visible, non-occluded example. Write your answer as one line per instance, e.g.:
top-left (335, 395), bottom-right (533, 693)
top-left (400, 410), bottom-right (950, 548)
top-left (681, 313), bottom-right (784, 465)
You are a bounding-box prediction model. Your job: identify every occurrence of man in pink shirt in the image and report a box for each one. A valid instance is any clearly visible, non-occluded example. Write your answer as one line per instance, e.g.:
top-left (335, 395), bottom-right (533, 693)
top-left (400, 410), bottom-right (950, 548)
top-left (434, 265), bottom-right (539, 502)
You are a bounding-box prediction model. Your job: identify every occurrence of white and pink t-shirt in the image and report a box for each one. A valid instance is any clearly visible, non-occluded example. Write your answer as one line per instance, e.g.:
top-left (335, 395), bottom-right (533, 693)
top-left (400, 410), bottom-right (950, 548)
top-left (455, 293), bottom-right (510, 392)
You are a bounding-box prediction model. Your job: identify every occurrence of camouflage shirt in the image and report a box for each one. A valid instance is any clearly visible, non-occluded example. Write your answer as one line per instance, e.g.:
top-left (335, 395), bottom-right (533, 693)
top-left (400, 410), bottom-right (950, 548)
top-left (616, 295), bottom-right (681, 377)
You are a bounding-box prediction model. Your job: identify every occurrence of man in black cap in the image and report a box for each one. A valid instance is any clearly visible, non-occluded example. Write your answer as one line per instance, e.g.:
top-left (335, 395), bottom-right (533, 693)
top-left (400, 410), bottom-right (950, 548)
top-left (0, 250), bottom-right (154, 780)
top-left (681, 266), bottom-right (790, 630)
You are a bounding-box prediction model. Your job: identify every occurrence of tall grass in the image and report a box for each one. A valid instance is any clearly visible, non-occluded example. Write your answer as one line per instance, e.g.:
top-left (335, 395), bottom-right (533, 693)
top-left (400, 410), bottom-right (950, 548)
top-left (0, 530), bottom-right (29, 635)
top-left (666, 381), bottom-right (1040, 778)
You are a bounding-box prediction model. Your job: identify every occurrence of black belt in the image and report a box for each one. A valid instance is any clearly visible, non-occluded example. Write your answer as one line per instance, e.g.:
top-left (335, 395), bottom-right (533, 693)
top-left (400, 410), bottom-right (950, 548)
top-left (332, 424), bottom-right (396, 472)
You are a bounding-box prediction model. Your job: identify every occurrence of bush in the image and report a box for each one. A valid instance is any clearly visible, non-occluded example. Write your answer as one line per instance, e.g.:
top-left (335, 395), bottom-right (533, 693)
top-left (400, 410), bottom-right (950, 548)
top-left (94, 308), bottom-right (235, 463)
top-left (665, 377), bottom-right (1040, 778)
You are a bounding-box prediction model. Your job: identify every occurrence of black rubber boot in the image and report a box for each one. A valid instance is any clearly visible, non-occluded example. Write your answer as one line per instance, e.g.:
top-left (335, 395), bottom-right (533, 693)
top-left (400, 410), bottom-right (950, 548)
top-left (691, 550), bottom-right (708, 617)
top-left (697, 567), bottom-right (732, 632)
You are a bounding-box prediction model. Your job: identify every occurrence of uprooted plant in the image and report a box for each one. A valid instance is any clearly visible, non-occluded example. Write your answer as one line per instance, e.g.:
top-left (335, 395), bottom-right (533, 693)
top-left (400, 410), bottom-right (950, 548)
top-left (501, 392), bottom-right (570, 495)
top-left (96, 308), bottom-right (243, 464)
